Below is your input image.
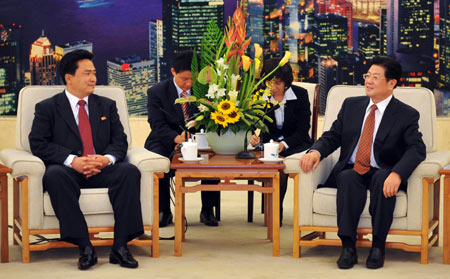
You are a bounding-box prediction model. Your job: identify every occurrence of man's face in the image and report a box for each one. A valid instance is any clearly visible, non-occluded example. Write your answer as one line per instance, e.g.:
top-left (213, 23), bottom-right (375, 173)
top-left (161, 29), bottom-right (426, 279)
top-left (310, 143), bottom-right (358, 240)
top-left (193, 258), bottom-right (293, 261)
top-left (171, 69), bottom-right (192, 91)
top-left (65, 59), bottom-right (97, 98)
top-left (364, 64), bottom-right (397, 103)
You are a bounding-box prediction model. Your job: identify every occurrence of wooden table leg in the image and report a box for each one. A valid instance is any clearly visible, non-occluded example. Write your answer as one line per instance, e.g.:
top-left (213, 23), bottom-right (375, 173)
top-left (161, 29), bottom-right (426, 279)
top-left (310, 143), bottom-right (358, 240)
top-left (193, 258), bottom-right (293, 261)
top-left (444, 175), bottom-right (450, 264)
top-left (0, 170), bottom-right (9, 263)
top-left (174, 173), bottom-right (183, 257)
top-left (272, 173), bottom-right (280, 257)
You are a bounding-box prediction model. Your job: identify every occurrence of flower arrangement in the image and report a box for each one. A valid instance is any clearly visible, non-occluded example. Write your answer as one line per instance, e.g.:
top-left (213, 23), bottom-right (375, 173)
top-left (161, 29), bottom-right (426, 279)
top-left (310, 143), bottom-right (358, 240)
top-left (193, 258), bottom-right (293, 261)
top-left (176, 0), bottom-right (292, 135)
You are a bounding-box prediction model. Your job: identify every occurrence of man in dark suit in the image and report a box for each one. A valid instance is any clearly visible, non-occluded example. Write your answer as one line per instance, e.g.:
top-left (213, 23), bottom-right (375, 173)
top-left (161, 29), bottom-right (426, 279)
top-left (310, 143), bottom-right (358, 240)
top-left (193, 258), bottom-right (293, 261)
top-left (29, 50), bottom-right (143, 270)
top-left (145, 51), bottom-right (220, 227)
top-left (300, 56), bottom-right (426, 269)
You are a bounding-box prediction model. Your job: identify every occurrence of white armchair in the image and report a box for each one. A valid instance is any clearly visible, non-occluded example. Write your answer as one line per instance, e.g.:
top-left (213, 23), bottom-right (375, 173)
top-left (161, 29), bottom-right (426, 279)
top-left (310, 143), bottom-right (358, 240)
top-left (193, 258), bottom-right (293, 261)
top-left (284, 85), bottom-right (450, 264)
top-left (0, 86), bottom-right (170, 263)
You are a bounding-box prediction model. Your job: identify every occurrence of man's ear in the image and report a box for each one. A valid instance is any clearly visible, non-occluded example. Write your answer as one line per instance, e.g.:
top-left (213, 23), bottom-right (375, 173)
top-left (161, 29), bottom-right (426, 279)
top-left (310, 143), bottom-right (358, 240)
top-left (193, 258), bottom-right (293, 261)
top-left (64, 74), bottom-right (71, 85)
top-left (388, 78), bottom-right (397, 90)
top-left (171, 68), bottom-right (176, 77)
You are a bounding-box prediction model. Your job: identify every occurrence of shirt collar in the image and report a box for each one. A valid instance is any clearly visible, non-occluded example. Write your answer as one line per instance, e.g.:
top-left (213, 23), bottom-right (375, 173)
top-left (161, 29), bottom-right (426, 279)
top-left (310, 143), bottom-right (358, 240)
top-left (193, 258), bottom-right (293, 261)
top-left (264, 86), bottom-right (297, 105)
top-left (173, 78), bottom-right (191, 97)
top-left (368, 94), bottom-right (392, 115)
top-left (65, 89), bottom-right (89, 109)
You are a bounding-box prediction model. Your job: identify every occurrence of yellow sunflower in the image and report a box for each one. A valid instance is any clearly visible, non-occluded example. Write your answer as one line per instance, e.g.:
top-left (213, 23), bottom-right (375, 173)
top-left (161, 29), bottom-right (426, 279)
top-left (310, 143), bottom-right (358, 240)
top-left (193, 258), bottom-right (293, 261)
top-left (210, 111), bottom-right (229, 128)
top-left (226, 109), bottom-right (240, 124)
top-left (217, 100), bottom-right (236, 115)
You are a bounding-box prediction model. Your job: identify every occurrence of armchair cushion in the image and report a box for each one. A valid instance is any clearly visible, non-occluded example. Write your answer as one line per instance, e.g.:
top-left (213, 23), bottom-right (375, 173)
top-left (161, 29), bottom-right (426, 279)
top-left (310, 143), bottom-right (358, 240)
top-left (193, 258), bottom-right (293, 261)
top-left (312, 188), bottom-right (407, 218)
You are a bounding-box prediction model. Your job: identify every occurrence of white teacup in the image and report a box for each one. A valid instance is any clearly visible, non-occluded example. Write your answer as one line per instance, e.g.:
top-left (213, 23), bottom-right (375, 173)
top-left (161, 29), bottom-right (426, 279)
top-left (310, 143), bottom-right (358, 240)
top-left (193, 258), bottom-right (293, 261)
top-left (193, 129), bottom-right (208, 149)
top-left (181, 140), bottom-right (198, 160)
top-left (263, 140), bottom-right (279, 160)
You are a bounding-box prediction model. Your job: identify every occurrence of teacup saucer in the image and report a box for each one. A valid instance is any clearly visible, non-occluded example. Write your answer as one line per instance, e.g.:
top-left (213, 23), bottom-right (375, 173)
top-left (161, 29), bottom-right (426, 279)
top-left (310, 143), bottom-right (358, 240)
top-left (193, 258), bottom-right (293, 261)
top-left (179, 157), bottom-right (204, 163)
top-left (258, 157), bottom-right (283, 164)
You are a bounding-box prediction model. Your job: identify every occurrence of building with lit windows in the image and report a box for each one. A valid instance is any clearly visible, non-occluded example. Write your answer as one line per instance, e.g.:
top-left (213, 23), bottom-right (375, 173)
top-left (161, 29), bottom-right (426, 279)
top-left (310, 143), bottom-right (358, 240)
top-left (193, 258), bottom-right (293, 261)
top-left (161, 0), bottom-right (224, 80)
top-left (318, 57), bottom-right (337, 114)
top-left (55, 40), bottom-right (93, 84)
top-left (107, 55), bottom-right (157, 116)
top-left (149, 19), bottom-right (163, 82)
top-left (387, 0), bottom-right (434, 56)
top-left (439, 0), bottom-right (450, 88)
top-left (0, 23), bottom-right (24, 115)
top-left (358, 23), bottom-right (379, 60)
top-left (314, 13), bottom-right (347, 58)
top-left (29, 30), bottom-right (58, 85)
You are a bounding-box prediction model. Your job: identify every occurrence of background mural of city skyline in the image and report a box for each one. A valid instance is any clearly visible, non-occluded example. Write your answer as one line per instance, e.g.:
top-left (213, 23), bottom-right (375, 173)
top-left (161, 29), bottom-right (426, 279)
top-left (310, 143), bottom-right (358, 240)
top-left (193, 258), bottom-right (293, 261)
top-left (0, 0), bottom-right (449, 116)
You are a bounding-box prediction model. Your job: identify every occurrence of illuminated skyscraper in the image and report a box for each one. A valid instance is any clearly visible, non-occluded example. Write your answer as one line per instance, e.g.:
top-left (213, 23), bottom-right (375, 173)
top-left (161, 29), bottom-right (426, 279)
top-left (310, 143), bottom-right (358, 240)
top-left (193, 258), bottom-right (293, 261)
top-left (55, 40), bottom-right (93, 84)
top-left (358, 23), bottom-right (379, 60)
top-left (149, 19), bottom-right (163, 82)
top-left (439, 0), bottom-right (450, 88)
top-left (246, 0), bottom-right (280, 58)
top-left (314, 13), bottom-right (348, 58)
top-left (107, 55), bottom-right (157, 116)
top-left (387, 0), bottom-right (434, 56)
top-left (161, 0), bottom-right (224, 80)
top-left (352, 0), bottom-right (387, 23)
top-left (0, 23), bottom-right (24, 115)
top-left (318, 57), bottom-right (337, 114)
top-left (29, 30), bottom-right (57, 85)
top-left (379, 8), bottom-right (387, 55)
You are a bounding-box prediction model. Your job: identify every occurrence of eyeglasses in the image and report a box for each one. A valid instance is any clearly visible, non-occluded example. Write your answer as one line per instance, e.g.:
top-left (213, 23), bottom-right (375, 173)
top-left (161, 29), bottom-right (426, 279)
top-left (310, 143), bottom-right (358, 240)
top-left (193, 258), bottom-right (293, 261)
top-left (362, 73), bottom-right (386, 81)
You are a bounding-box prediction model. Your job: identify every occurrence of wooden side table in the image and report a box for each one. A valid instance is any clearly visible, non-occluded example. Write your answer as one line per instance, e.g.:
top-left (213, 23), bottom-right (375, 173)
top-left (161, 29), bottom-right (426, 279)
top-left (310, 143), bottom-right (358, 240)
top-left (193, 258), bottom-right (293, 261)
top-left (0, 163), bottom-right (12, 263)
top-left (441, 167), bottom-right (450, 264)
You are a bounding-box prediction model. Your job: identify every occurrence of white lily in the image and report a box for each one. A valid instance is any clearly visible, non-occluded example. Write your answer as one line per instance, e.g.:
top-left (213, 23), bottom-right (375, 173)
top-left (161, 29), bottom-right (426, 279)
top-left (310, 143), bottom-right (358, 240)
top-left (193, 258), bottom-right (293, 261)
top-left (198, 104), bottom-right (208, 112)
top-left (206, 84), bottom-right (218, 99)
top-left (216, 88), bottom-right (226, 98)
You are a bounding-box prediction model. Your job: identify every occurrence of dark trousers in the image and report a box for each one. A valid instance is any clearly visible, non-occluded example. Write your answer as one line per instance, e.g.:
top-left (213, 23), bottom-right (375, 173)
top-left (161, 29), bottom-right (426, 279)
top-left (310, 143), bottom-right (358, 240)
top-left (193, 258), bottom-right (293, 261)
top-left (335, 165), bottom-right (397, 249)
top-left (43, 163), bottom-right (144, 245)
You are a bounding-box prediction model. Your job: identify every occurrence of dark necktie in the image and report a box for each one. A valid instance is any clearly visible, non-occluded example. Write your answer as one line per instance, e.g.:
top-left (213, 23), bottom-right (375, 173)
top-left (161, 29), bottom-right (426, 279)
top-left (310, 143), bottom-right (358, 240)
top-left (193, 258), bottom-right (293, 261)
top-left (181, 91), bottom-right (189, 121)
top-left (77, 100), bottom-right (94, 156)
top-left (354, 104), bottom-right (378, 175)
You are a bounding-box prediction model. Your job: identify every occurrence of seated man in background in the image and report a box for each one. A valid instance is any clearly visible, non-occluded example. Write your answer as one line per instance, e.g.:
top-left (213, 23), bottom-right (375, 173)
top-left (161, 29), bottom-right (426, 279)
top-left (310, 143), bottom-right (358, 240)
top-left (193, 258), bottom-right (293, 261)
top-left (29, 50), bottom-right (143, 270)
top-left (145, 50), bottom-right (220, 227)
top-left (299, 56), bottom-right (426, 269)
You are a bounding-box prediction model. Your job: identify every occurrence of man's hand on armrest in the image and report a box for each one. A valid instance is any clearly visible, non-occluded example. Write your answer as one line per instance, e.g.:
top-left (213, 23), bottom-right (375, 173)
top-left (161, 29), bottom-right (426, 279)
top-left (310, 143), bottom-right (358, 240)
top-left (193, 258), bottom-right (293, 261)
top-left (299, 150), bottom-right (321, 173)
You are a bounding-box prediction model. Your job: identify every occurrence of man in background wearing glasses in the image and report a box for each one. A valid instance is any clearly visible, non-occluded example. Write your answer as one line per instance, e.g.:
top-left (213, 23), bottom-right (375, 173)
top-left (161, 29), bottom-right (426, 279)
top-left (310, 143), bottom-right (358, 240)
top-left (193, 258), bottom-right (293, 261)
top-left (300, 56), bottom-right (426, 269)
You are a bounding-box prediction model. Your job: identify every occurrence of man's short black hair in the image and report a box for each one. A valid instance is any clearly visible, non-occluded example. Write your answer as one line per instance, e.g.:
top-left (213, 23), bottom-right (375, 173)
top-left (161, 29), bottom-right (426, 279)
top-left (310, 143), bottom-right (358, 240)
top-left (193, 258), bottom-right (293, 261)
top-left (261, 57), bottom-right (293, 89)
top-left (58, 49), bottom-right (94, 85)
top-left (172, 50), bottom-right (193, 74)
top-left (369, 55), bottom-right (402, 88)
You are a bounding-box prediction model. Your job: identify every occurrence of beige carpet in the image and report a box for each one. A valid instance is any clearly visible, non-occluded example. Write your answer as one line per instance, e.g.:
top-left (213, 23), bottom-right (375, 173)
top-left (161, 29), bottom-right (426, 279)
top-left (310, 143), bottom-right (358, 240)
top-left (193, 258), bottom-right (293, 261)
top-left (2, 179), bottom-right (449, 279)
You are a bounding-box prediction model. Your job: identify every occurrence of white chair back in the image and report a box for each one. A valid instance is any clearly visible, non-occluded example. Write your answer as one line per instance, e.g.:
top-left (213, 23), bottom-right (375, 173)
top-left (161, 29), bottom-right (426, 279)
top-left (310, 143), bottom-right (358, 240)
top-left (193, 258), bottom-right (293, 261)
top-left (292, 82), bottom-right (320, 139)
top-left (16, 86), bottom-right (132, 152)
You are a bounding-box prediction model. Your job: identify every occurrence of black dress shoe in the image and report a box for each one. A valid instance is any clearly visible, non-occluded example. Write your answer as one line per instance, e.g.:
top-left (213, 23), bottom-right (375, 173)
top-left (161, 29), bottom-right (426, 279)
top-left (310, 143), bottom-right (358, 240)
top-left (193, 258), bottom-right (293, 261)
top-left (337, 247), bottom-right (358, 269)
top-left (78, 246), bottom-right (97, 270)
top-left (366, 247), bottom-right (385, 269)
top-left (200, 207), bottom-right (219, 226)
top-left (159, 210), bottom-right (173, 228)
top-left (110, 246), bottom-right (138, 268)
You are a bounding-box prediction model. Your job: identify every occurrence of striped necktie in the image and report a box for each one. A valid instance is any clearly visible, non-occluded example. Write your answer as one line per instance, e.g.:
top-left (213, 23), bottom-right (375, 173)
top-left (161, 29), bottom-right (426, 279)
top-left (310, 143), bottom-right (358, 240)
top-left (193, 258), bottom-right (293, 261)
top-left (354, 104), bottom-right (378, 175)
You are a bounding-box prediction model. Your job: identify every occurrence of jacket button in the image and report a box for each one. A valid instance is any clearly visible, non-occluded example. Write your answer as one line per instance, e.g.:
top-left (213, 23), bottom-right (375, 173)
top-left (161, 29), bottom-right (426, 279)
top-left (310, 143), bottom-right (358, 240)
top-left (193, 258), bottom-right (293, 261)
top-left (77, 151), bottom-right (82, 156)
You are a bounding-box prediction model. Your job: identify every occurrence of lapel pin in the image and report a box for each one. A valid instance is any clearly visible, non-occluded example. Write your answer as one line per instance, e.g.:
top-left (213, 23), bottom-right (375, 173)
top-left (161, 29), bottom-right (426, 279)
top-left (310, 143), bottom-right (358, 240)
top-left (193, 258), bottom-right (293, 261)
top-left (101, 116), bottom-right (107, 121)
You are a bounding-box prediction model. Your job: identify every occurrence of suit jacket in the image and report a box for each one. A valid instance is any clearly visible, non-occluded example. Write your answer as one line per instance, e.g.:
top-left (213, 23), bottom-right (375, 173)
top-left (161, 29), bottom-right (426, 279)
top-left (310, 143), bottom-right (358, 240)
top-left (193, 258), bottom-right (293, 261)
top-left (312, 95), bottom-right (426, 186)
top-left (261, 85), bottom-right (313, 157)
top-left (144, 78), bottom-right (198, 157)
top-left (29, 91), bottom-right (128, 165)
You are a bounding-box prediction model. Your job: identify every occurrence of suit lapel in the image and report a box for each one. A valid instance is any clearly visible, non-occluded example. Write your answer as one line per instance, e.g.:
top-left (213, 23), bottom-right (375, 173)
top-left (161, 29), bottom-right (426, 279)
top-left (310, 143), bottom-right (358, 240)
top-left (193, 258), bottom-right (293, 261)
top-left (88, 94), bottom-right (101, 145)
top-left (56, 92), bottom-right (81, 139)
top-left (375, 97), bottom-right (397, 143)
top-left (168, 81), bottom-right (186, 122)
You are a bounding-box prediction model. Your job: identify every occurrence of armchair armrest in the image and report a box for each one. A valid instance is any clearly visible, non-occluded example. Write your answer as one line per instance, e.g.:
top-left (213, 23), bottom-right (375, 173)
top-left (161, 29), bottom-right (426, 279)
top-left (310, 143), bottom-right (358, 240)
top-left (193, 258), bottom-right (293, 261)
top-left (0, 149), bottom-right (46, 229)
top-left (406, 150), bottom-right (450, 230)
top-left (126, 147), bottom-right (170, 174)
top-left (0, 149), bottom-right (45, 177)
top-left (284, 149), bottom-right (339, 225)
